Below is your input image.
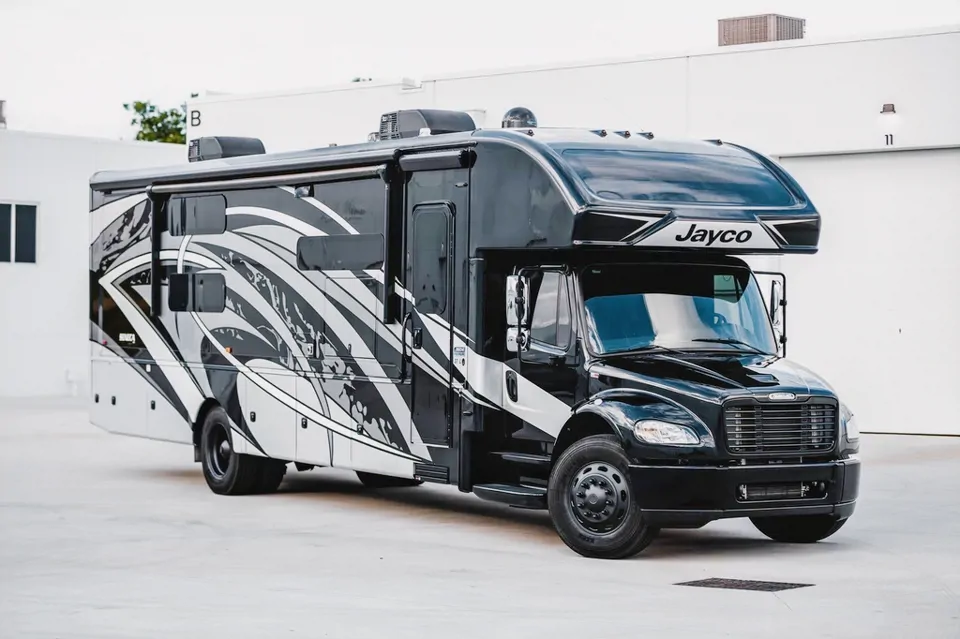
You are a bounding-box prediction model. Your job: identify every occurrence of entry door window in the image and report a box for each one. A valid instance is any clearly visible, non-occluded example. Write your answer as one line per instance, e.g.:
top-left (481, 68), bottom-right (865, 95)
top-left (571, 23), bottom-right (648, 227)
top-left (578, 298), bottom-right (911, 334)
top-left (411, 205), bottom-right (450, 314)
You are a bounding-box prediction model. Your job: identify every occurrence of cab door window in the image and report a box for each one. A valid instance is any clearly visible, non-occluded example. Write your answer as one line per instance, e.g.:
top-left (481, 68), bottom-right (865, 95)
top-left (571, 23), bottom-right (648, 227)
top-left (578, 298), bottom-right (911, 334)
top-left (529, 271), bottom-right (572, 349)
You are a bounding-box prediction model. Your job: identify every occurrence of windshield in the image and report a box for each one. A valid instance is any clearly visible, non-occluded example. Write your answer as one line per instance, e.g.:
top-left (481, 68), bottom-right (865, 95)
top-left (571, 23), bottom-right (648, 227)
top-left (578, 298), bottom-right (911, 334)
top-left (580, 263), bottom-right (778, 355)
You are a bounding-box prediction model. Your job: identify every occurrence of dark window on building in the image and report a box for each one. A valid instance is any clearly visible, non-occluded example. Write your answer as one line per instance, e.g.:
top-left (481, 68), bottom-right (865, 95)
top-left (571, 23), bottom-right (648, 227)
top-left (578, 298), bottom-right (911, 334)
top-left (14, 205), bottom-right (37, 263)
top-left (0, 203), bottom-right (10, 262)
top-left (530, 271), bottom-right (572, 348)
top-left (0, 203), bottom-right (37, 263)
top-left (558, 149), bottom-right (796, 207)
top-left (169, 272), bottom-right (226, 313)
top-left (412, 205), bottom-right (450, 314)
top-left (296, 234), bottom-right (384, 271)
top-left (168, 195), bottom-right (227, 236)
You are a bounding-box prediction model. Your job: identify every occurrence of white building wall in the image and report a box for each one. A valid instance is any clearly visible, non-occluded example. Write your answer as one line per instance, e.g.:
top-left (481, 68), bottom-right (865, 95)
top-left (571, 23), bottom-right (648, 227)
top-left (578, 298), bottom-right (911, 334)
top-left (188, 26), bottom-right (960, 156)
top-left (182, 26), bottom-right (960, 435)
top-left (778, 148), bottom-right (960, 436)
top-left (0, 131), bottom-right (183, 399)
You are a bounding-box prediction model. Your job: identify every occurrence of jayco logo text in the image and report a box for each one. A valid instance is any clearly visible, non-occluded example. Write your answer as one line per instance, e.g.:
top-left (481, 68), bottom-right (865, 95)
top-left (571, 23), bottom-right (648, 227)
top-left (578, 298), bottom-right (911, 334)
top-left (674, 224), bottom-right (753, 245)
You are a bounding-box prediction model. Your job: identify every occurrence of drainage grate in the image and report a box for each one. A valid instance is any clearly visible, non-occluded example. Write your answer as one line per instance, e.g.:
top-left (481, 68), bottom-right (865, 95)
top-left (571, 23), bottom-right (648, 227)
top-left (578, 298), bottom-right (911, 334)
top-left (676, 578), bottom-right (813, 592)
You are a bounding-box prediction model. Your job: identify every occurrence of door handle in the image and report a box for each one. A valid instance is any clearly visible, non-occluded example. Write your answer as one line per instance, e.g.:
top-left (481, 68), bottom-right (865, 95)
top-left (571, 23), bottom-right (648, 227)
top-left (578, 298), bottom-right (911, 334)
top-left (505, 369), bottom-right (518, 402)
top-left (412, 327), bottom-right (423, 350)
top-left (400, 312), bottom-right (413, 381)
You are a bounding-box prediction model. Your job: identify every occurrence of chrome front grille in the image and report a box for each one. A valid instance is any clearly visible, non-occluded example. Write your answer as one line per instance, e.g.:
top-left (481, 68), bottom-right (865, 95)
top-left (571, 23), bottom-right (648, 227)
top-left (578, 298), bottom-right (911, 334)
top-left (723, 399), bottom-right (837, 456)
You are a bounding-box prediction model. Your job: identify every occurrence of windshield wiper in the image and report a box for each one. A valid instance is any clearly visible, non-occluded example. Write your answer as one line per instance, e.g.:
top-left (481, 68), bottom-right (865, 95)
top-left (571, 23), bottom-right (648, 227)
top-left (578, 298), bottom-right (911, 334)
top-left (690, 338), bottom-right (769, 354)
top-left (596, 345), bottom-right (687, 359)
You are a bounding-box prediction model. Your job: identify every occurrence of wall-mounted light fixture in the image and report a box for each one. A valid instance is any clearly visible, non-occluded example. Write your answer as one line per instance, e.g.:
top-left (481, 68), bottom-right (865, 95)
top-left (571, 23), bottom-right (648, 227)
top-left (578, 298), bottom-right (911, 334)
top-left (877, 103), bottom-right (901, 145)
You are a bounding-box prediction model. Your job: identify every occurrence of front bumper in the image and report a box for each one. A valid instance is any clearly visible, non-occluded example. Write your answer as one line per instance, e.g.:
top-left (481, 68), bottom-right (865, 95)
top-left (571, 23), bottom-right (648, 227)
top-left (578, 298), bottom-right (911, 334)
top-left (630, 457), bottom-right (860, 528)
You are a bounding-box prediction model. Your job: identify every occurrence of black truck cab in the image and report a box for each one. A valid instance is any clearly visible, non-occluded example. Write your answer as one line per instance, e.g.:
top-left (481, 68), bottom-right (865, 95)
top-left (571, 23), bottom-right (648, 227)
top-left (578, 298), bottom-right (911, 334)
top-left (494, 252), bottom-right (859, 556)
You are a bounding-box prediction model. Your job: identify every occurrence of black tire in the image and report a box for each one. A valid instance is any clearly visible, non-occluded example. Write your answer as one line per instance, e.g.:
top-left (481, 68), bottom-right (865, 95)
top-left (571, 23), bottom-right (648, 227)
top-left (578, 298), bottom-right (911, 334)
top-left (252, 459), bottom-right (287, 494)
top-left (751, 515), bottom-right (848, 543)
top-left (199, 407), bottom-right (266, 495)
top-left (356, 471), bottom-right (423, 489)
top-left (547, 434), bottom-right (659, 559)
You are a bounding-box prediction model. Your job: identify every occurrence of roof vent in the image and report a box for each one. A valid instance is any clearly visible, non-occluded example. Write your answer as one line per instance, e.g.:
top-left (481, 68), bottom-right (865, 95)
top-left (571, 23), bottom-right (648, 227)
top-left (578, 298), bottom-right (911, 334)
top-left (188, 136), bottom-right (265, 162)
top-left (378, 109), bottom-right (476, 140)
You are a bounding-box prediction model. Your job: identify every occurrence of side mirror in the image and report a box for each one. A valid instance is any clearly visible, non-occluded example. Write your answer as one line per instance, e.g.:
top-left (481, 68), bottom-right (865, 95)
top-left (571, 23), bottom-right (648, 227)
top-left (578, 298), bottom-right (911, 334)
top-left (505, 275), bottom-right (530, 328)
top-left (754, 270), bottom-right (787, 356)
top-left (769, 279), bottom-right (784, 328)
top-left (506, 327), bottom-right (529, 353)
top-left (505, 274), bottom-right (531, 353)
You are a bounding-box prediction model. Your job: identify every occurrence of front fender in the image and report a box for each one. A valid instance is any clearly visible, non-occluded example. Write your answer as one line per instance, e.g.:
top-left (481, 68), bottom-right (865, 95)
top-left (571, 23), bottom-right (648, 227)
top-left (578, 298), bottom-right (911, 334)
top-left (572, 389), bottom-right (718, 463)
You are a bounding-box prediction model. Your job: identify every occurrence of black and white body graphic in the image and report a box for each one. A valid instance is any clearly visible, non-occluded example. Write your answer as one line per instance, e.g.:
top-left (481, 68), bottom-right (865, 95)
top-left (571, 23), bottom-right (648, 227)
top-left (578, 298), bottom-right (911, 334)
top-left (90, 112), bottom-right (860, 558)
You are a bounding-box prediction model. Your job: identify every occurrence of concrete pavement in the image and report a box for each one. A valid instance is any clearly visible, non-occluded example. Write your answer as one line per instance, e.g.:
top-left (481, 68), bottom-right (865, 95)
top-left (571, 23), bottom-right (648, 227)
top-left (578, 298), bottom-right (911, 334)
top-left (1, 401), bottom-right (958, 638)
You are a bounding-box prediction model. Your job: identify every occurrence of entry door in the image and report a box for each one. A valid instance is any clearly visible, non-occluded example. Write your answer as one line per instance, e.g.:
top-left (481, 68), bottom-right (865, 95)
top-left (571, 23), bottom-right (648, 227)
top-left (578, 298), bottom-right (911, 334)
top-left (406, 202), bottom-right (454, 446)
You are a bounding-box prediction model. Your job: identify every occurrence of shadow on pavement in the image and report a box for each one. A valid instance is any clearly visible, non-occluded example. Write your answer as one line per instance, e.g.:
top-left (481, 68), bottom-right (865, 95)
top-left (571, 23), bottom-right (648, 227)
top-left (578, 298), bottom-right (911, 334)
top-left (131, 465), bottom-right (819, 557)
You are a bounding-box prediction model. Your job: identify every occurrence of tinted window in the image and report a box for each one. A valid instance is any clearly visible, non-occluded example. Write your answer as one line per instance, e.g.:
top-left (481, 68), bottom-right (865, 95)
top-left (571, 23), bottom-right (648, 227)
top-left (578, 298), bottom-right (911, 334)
top-left (312, 178), bottom-right (386, 235)
top-left (168, 195), bottom-right (227, 236)
top-left (561, 149), bottom-right (795, 206)
top-left (169, 272), bottom-right (226, 313)
top-left (296, 234), bottom-right (384, 271)
top-left (14, 205), bottom-right (37, 263)
top-left (412, 206), bottom-right (449, 314)
top-left (530, 272), bottom-right (572, 348)
top-left (0, 203), bottom-right (10, 262)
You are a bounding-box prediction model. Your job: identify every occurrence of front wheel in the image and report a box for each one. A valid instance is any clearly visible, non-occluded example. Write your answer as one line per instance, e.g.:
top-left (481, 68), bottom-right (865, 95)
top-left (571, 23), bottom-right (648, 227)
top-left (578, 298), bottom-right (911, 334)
top-left (547, 434), bottom-right (658, 559)
top-left (751, 514), bottom-right (847, 543)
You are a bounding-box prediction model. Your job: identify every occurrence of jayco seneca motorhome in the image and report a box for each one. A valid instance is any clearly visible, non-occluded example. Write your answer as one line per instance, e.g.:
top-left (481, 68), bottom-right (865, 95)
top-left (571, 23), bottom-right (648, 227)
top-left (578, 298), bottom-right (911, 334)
top-left (89, 109), bottom-right (860, 559)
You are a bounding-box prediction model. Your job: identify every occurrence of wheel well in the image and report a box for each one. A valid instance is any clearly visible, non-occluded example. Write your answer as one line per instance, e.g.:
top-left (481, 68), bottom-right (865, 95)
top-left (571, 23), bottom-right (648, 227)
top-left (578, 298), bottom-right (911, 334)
top-left (192, 398), bottom-right (221, 451)
top-left (551, 412), bottom-right (621, 468)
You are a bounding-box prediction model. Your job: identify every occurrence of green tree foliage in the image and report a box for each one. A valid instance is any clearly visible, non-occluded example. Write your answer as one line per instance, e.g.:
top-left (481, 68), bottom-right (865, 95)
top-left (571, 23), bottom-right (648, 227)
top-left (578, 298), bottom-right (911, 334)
top-left (123, 100), bottom-right (186, 144)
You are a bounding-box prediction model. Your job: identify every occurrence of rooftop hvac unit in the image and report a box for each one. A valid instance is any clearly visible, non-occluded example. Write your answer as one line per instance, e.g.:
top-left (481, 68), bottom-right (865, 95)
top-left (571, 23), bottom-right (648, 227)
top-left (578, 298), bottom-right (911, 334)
top-left (718, 14), bottom-right (805, 46)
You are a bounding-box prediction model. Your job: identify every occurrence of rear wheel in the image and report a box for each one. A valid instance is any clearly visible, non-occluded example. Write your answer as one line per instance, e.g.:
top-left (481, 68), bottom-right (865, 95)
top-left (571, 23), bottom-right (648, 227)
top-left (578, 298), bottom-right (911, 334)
top-left (356, 471), bottom-right (423, 489)
top-left (751, 514), bottom-right (847, 543)
top-left (547, 434), bottom-right (658, 559)
top-left (200, 407), bottom-right (284, 495)
top-left (253, 459), bottom-right (287, 494)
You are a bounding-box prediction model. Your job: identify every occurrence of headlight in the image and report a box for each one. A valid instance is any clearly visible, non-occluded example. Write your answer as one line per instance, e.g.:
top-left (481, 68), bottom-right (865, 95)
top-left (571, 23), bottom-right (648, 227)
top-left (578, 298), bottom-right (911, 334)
top-left (634, 420), bottom-right (700, 446)
top-left (840, 403), bottom-right (860, 441)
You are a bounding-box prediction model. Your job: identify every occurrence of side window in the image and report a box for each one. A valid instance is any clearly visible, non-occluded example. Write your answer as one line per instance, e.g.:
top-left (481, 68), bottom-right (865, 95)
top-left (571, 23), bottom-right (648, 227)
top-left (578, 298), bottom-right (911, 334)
top-left (168, 195), bottom-right (227, 236)
top-left (169, 272), bottom-right (226, 313)
top-left (296, 234), bottom-right (384, 271)
top-left (530, 272), bottom-right (572, 348)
